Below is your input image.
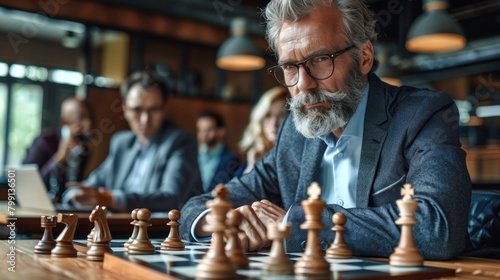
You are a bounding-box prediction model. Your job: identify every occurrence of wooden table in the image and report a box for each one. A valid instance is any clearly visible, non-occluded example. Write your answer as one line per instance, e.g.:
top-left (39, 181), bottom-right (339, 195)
top-left (1, 240), bottom-right (499, 280)
top-left (0, 202), bottom-right (170, 239)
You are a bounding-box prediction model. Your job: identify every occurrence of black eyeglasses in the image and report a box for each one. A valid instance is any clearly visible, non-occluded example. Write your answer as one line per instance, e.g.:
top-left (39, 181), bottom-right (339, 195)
top-left (267, 45), bottom-right (356, 87)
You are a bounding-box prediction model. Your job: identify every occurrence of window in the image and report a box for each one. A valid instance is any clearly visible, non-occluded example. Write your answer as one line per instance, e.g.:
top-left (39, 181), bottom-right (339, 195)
top-left (7, 83), bottom-right (43, 166)
top-left (0, 83), bottom-right (7, 172)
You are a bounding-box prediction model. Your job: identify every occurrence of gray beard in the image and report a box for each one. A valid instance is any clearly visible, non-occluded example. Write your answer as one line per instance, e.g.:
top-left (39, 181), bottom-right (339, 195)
top-left (288, 65), bottom-right (367, 138)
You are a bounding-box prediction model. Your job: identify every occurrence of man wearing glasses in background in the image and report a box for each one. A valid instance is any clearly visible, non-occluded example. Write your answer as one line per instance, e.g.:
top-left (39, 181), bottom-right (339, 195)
top-left (180, 0), bottom-right (471, 260)
top-left (63, 70), bottom-right (202, 213)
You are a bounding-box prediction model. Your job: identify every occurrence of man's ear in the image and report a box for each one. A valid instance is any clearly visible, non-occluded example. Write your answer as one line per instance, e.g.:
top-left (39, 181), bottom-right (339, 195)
top-left (359, 41), bottom-right (375, 75)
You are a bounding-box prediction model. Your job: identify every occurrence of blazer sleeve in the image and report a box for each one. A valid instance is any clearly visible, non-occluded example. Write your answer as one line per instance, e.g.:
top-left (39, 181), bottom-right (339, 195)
top-left (22, 134), bottom-right (59, 185)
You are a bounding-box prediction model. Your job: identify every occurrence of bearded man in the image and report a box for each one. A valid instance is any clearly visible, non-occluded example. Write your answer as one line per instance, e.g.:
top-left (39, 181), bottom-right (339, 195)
top-left (179, 0), bottom-right (471, 261)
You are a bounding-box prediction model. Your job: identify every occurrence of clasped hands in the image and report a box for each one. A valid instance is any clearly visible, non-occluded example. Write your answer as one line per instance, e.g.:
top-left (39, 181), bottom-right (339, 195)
top-left (66, 182), bottom-right (114, 209)
top-left (197, 199), bottom-right (286, 252)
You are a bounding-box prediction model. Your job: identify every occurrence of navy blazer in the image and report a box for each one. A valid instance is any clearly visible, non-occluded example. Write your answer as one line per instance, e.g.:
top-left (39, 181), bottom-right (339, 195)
top-left (84, 120), bottom-right (203, 212)
top-left (23, 128), bottom-right (89, 200)
top-left (204, 145), bottom-right (240, 193)
top-left (179, 74), bottom-right (471, 260)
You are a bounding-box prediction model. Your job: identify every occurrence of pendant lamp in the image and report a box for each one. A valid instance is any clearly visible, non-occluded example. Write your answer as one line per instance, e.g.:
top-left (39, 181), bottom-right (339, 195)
top-left (406, 0), bottom-right (466, 53)
top-left (216, 18), bottom-right (265, 71)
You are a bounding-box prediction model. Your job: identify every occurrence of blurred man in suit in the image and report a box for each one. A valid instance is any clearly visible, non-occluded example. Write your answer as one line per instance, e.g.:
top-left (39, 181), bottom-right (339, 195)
top-left (196, 110), bottom-right (239, 192)
top-left (63, 70), bottom-right (202, 212)
top-left (23, 97), bottom-right (92, 202)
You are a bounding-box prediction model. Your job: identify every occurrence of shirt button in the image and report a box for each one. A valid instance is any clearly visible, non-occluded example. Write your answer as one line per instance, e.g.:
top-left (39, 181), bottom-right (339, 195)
top-left (337, 153), bottom-right (343, 158)
top-left (337, 199), bottom-right (344, 206)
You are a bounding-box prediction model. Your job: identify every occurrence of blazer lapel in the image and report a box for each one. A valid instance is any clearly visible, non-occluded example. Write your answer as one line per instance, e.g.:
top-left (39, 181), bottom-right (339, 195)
top-left (115, 142), bottom-right (140, 188)
top-left (295, 138), bottom-right (326, 202)
top-left (357, 75), bottom-right (390, 208)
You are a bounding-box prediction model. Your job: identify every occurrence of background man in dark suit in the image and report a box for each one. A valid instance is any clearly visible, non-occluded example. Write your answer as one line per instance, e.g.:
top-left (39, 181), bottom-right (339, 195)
top-left (179, 0), bottom-right (471, 260)
top-left (23, 97), bottom-right (92, 202)
top-left (63, 70), bottom-right (202, 212)
top-left (196, 110), bottom-right (240, 192)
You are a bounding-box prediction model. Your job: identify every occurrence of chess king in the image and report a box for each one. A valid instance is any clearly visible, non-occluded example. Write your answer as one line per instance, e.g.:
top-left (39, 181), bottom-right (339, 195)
top-left (179, 0), bottom-right (471, 260)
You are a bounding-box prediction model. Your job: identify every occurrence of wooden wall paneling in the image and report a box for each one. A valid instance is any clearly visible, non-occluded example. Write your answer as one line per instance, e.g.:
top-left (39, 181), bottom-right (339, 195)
top-left (84, 86), bottom-right (129, 178)
top-left (0, 33), bottom-right (80, 69)
top-left (166, 96), bottom-right (251, 160)
top-left (0, 0), bottom-right (238, 47)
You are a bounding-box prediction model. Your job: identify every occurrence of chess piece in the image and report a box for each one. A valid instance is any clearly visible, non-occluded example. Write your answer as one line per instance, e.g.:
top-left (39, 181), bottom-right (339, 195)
top-left (294, 182), bottom-right (330, 276)
top-left (87, 227), bottom-right (95, 248)
top-left (128, 208), bottom-right (155, 254)
top-left (225, 210), bottom-right (249, 269)
top-left (196, 184), bottom-right (237, 279)
top-left (51, 213), bottom-right (78, 257)
top-left (389, 184), bottom-right (424, 266)
top-left (160, 209), bottom-right (185, 250)
top-left (87, 206), bottom-right (113, 261)
top-left (34, 215), bottom-right (57, 254)
top-left (124, 208), bottom-right (140, 252)
top-left (262, 223), bottom-right (293, 276)
top-left (326, 212), bottom-right (352, 258)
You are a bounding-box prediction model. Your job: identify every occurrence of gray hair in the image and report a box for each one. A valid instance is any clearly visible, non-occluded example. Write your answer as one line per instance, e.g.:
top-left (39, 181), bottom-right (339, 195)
top-left (264, 0), bottom-right (378, 58)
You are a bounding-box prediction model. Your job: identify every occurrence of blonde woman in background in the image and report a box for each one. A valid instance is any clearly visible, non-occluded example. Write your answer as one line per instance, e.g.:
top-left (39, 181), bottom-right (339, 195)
top-left (236, 86), bottom-right (289, 176)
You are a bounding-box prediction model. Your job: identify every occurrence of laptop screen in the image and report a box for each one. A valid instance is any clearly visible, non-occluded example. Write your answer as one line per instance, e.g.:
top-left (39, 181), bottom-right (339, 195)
top-left (6, 164), bottom-right (56, 212)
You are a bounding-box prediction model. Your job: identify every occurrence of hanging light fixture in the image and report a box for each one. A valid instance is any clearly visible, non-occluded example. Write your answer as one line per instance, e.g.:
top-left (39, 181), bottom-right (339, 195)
top-left (216, 17), bottom-right (266, 71)
top-left (406, 0), bottom-right (466, 53)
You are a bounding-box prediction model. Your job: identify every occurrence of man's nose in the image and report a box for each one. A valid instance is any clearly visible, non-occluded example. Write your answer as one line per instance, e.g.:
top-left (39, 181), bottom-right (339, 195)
top-left (139, 111), bottom-right (150, 124)
top-left (296, 66), bottom-right (317, 94)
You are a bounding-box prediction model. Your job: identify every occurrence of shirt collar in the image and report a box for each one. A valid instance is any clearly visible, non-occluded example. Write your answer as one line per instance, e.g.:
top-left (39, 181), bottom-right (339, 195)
top-left (319, 84), bottom-right (369, 146)
top-left (199, 143), bottom-right (224, 156)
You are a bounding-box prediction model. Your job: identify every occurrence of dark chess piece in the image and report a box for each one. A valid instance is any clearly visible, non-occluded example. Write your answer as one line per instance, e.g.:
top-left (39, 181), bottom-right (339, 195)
top-left (128, 208), bottom-right (155, 254)
top-left (124, 208), bottom-right (140, 252)
top-left (34, 215), bottom-right (57, 254)
top-left (160, 209), bottom-right (185, 250)
top-left (51, 213), bottom-right (78, 257)
top-left (326, 212), bottom-right (352, 258)
top-left (87, 206), bottom-right (113, 261)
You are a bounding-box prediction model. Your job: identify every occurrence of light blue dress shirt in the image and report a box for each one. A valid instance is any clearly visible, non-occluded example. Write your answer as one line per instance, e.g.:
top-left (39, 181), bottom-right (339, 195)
top-left (317, 86), bottom-right (369, 208)
top-left (198, 144), bottom-right (224, 192)
top-left (113, 141), bottom-right (154, 211)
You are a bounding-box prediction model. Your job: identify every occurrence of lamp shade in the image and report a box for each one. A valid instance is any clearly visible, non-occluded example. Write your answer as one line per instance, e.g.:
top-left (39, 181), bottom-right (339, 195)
top-left (216, 18), bottom-right (265, 71)
top-left (406, 0), bottom-right (466, 53)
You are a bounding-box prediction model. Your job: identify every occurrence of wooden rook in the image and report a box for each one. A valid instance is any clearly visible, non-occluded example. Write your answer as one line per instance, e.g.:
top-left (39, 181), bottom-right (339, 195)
top-left (128, 208), bottom-right (155, 254)
top-left (160, 209), bottom-right (185, 250)
top-left (124, 208), bottom-right (140, 252)
top-left (87, 206), bottom-right (113, 261)
top-left (196, 184), bottom-right (236, 279)
top-left (389, 184), bottom-right (424, 266)
top-left (51, 213), bottom-right (78, 257)
top-left (326, 212), bottom-right (352, 258)
top-left (262, 223), bottom-right (293, 276)
top-left (34, 215), bottom-right (57, 254)
top-left (294, 182), bottom-right (331, 276)
top-left (225, 209), bottom-right (249, 269)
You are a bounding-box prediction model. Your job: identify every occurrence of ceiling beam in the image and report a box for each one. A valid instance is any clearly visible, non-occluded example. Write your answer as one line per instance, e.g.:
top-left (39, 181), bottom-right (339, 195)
top-left (0, 0), bottom-right (267, 48)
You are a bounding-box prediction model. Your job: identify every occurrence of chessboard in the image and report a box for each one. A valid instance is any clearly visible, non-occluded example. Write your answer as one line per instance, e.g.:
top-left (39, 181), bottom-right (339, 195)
top-left (73, 239), bottom-right (455, 280)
